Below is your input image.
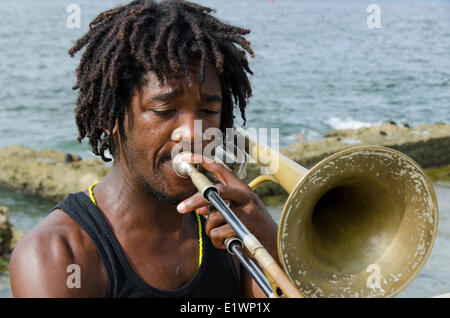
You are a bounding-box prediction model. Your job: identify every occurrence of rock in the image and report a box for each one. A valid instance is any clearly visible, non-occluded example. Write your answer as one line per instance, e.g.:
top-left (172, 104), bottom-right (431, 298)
top-left (294, 134), bottom-right (307, 142)
top-left (245, 123), bottom-right (450, 197)
top-left (0, 206), bottom-right (24, 256)
top-left (64, 153), bottom-right (82, 163)
top-left (425, 165), bottom-right (450, 183)
top-left (0, 258), bottom-right (8, 272)
top-left (0, 146), bottom-right (110, 202)
top-left (0, 123), bottom-right (449, 201)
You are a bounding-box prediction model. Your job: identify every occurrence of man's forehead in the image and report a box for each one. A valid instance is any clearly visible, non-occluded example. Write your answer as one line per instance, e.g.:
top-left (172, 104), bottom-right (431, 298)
top-left (141, 62), bottom-right (221, 96)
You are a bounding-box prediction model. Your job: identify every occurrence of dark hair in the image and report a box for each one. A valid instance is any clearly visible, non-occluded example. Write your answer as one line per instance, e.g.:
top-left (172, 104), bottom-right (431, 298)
top-left (69, 0), bottom-right (254, 162)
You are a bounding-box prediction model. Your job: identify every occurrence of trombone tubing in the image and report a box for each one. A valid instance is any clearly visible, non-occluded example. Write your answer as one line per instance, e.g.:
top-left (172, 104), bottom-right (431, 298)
top-left (205, 188), bottom-right (303, 298)
top-left (226, 237), bottom-right (274, 297)
top-left (172, 152), bottom-right (303, 298)
top-left (205, 189), bottom-right (274, 297)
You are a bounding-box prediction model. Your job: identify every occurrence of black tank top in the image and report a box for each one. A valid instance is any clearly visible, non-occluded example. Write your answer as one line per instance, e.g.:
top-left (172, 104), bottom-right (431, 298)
top-left (52, 192), bottom-right (241, 298)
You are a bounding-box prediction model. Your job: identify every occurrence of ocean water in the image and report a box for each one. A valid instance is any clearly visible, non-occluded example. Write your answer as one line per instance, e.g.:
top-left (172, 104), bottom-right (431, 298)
top-left (1, 183), bottom-right (449, 298)
top-left (0, 0), bottom-right (449, 298)
top-left (0, 0), bottom-right (449, 156)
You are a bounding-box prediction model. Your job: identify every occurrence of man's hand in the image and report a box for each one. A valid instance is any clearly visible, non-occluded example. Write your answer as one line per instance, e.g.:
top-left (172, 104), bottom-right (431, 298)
top-left (175, 153), bottom-right (278, 257)
top-left (175, 153), bottom-right (279, 297)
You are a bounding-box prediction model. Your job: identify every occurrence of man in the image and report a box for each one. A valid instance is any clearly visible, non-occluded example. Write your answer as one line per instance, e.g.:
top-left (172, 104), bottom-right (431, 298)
top-left (10, 0), bottom-right (278, 297)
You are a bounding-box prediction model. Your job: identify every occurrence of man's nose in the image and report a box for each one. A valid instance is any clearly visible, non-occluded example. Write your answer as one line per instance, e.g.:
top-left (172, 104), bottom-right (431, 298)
top-left (171, 117), bottom-right (203, 146)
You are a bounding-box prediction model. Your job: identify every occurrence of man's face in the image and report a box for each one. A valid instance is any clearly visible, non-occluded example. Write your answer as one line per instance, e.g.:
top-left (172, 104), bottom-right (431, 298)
top-left (117, 60), bottom-right (222, 205)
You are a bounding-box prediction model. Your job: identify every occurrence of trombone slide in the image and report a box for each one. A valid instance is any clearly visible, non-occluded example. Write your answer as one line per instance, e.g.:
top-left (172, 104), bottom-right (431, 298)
top-left (172, 153), bottom-right (303, 298)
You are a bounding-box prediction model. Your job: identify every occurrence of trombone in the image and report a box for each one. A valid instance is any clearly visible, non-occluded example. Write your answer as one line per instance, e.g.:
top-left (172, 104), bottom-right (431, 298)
top-left (172, 126), bottom-right (439, 298)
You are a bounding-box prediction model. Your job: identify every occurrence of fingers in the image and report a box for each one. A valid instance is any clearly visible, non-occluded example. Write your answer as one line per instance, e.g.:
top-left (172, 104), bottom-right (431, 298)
top-left (205, 212), bottom-right (237, 249)
top-left (204, 210), bottom-right (224, 236)
top-left (176, 192), bottom-right (207, 213)
top-left (174, 153), bottom-right (262, 250)
top-left (196, 205), bottom-right (210, 216)
top-left (209, 225), bottom-right (236, 249)
top-left (177, 183), bottom-right (252, 214)
top-left (181, 153), bottom-right (251, 191)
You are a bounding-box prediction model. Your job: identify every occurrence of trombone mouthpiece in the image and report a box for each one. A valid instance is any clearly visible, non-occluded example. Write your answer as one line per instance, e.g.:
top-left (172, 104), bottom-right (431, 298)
top-left (172, 151), bottom-right (217, 199)
top-left (172, 151), bottom-right (194, 178)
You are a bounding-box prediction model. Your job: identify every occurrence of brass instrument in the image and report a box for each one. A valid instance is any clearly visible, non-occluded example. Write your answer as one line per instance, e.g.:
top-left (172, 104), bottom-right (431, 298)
top-left (173, 126), bottom-right (439, 298)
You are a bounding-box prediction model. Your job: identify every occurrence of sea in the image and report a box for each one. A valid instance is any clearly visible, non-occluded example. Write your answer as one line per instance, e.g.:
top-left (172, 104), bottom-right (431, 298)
top-left (0, 0), bottom-right (449, 298)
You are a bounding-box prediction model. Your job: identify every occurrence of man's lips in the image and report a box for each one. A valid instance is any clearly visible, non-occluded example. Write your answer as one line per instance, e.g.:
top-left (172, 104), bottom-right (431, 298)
top-left (160, 159), bottom-right (192, 183)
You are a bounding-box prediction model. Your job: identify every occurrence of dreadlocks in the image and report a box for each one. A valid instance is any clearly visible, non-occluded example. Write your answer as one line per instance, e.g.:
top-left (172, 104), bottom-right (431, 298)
top-left (69, 0), bottom-right (254, 162)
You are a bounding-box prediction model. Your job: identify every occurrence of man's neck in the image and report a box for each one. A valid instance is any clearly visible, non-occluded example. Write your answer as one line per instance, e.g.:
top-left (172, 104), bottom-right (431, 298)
top-left (92, 164), bottom-right (189, 236)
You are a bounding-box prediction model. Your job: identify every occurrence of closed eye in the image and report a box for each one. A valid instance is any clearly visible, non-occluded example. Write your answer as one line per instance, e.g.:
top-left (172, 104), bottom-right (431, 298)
top-left (152, 109), bottom-right (176, 116)
top-left (201, 108), bottom-right (220, 114)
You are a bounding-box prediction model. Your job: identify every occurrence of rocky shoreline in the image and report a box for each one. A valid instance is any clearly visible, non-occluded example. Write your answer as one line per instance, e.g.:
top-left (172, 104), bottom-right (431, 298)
top-left (248, 123), bottom-right (450, 196)
top-left (0, 146), bottom-right (110, 203)
top-left (0, 123), bottom-right (449, 201)
top-left (0, 122), bottom-right (449, 256)
top-left (0, 205), bottom-right (24, 268)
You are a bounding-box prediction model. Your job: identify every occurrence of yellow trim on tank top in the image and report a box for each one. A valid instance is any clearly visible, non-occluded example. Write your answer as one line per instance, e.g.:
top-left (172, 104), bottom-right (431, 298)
top-left (88, 182), bottom-right (203, 268)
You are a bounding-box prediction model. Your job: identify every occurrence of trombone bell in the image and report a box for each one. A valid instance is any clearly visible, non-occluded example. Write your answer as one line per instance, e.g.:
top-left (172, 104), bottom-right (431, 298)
top-left (235, 127), bottom-right (439, 298)
top-left (279, 146), bottom-right (438, 297)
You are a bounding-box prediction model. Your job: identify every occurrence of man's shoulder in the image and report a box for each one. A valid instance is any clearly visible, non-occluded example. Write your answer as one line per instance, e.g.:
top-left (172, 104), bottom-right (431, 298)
top-left (9, 208), bottom-right (107, 297)
top-left (15, 207), bottom-right (91, 257)
top-left (21, 191), bottom-right (95, 260)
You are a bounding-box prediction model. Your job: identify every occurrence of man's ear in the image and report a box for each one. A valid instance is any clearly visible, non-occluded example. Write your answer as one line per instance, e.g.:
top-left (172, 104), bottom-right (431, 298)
top-left (103, 118), bottom-right (119, 136)
top-left (112, 118), bottom-right (119, 135)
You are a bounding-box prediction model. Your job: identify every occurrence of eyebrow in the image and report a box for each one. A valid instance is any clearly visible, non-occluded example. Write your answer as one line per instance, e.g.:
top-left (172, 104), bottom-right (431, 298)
top-left (147, 88), bottom-right (222, 104)
top-left (147, 89), bottom-right (184, 103)
top-left (201, 93), bottom-right (222, 103)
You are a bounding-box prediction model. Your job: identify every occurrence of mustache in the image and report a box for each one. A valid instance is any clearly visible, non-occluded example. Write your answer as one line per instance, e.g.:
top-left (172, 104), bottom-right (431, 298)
top-left (157, 153), bottom-right (173, 168)
top-left (158, 151), bottom-right (219, 184)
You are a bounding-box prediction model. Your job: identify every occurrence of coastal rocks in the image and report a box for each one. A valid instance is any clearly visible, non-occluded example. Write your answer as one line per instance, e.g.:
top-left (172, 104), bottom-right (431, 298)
top-left (0, 146), bottom-right (109, 202)
top-left (0, 123), bottom-right (449, 200)
top-left (286, 123), bottom-right (450, 169)
top-left (0, 205), bottom-right (24, 257)
top-left (246, 123), bottom-right (450, 196)
top-left (425, 165), bottom-right (450, 183)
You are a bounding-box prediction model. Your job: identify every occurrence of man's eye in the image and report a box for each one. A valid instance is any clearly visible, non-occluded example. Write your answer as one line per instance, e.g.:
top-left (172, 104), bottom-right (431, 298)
top-left (201, 109), bottom-right (220, 114)
top-left (152, 109), bottom-right (175, 116)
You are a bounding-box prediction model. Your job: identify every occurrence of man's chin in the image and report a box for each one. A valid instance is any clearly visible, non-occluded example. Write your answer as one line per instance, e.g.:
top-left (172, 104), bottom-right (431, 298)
top-left (141, 179), bottom-right (196, 206)
top-left (151, 192), bottom-right (186, 206)
top-left (141, 159), bottom-right (199, 205)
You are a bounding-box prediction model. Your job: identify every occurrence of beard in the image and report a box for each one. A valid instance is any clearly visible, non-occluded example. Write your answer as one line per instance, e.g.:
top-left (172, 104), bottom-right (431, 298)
top-left (120, 136), bottom-right (220, 206)
top-left (140, 154), bottom-right (221, 206)
top-left (125, 143), bottom-right (196, 206)
top-left (140, 172), bottom-right (193, 206)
